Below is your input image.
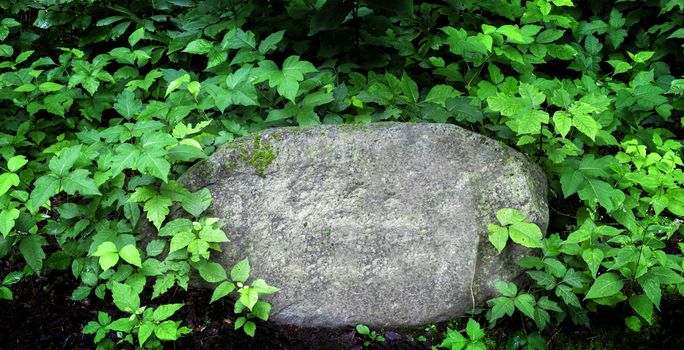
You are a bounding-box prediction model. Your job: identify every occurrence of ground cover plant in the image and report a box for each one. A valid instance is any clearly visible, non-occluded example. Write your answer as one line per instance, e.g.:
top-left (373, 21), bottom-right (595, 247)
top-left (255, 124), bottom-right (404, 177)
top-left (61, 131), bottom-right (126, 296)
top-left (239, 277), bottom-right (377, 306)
top-left (0, 0), bottom-right (682, 348)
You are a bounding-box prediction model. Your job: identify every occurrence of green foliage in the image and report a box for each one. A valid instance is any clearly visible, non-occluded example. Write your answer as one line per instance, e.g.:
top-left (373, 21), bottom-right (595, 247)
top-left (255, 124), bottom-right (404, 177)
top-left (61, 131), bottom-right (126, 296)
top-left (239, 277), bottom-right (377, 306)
top-left (488, 208), bottom-right (543, 252)
top-left (355, 324), bottom-right (385, 347)
top-left (0, 0), bottom-right (682, 347)
top-left (437, 318), bottom-right (487, 350)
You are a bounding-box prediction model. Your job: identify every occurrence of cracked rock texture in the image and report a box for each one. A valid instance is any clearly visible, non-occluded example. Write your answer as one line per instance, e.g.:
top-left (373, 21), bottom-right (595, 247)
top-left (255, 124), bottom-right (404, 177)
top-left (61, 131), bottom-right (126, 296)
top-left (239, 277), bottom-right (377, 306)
top-left (179, 122), bottom-right (548, 328)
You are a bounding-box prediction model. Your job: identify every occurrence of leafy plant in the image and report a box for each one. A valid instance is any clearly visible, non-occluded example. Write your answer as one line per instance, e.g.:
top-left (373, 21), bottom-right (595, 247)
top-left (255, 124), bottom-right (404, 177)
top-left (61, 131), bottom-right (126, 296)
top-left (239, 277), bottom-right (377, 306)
top-left (356, 324), bottom-right (385, 347)
top-left (436, 318), bottom-right (487, 350)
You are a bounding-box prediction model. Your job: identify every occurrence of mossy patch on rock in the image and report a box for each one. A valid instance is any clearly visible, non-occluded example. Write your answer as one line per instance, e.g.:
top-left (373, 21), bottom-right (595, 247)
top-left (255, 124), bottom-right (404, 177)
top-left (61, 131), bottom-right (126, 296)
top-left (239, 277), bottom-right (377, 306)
top-left (224, 134), bottom-right (277, 177)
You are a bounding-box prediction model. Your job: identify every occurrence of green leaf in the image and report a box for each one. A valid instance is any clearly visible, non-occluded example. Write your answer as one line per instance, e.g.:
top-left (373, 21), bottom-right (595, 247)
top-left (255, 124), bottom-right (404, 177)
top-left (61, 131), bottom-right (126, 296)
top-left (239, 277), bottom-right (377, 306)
top-left (251, 279), bottom-right (279, 296)
top-left (71, 286), bottom-right (91, 301)
top-left (526, 270), bottom-right (555, 290)
top-left (198, 225), bottom-right (228, 243)
top-left (49, 145), bottom-right (82, 177)
top-left (111, 282), bottom-right (140, 312)
top-left (424, 85), bottom-right (461, 107)
top-left (165, 74), bottom-right (190, 98)
top-left (238, 286), bottom-right (259, 310)
top-left (167, 144), bottom-right (206, 162)
top-left (111, 144), bottom-right (140, 176)
top-left (153, 303), bottom-right (184, 321)
top-left (465, 318), bottom-right (485, 341)
top-left (128, 27), bottom-right (145, 46)
top-left (197, 261), bottom-right (228, 283)
top-left (183, 39), bottom-right (214, 54)
top-left (28, 175), bottom-right (60, 211)
top-left (553, 111), bottom-right (572, 138)
top-left (585, 273), bottom-right (623, 300)
top-left (495, 281), bottom-right (517, 297)
top-left (0, 286), bottom-right (13, 300)
top-left (536, 29), bottom-right (565, 43)
top-left (509, 222), bottom-right (543, 248)
top-left (0, 44), bottom-right (13, 57)
top-left (144, 195), bottom-right (172, 230)
top-left (440, 328), bottom-right (467, 350)
top-left (625, 316), bottom-right (641, 332)
top-left (572, 113), bottom-right (601, 140)
top-left (551, 0), bottom-right (574, 6)
top-left (119, 244), bottom-right (142, 268)
top-left (38, 82), bottom-right (64, 92)
top-left (169, 231), bottom-right (195, 253)
top-left (210, 281), bottom-right (236, 303)
top-left (650, 266), bottom-right (684, 285)
top-left (152, 274), bottom-right (175, 299)
top-left (0, 173), bottom-right (19, 197)
top-left (128, 187), bottom-right (155, 203)
top-left (638, 274), bottom-right (661, 309)
top-left (582, 248), bottom-right (604, 278)
top-left (496, 25), bottom-right (527, 44)
top-left (514, 293), bottom-right (536, 319)
top-left (252, 301), bottom-right (272, 321)
top-left (258, 30), bottom-right (286, 54)
top-left (7, 155), bottom-right (28, 172)
top-left (159, 218), bottom-right (193, 237)
top-left (181, 188), bottom-right (212, 217)
top-left (231, 258), bottom-right (250, 283)
top-left (146, 240), bottom-right (166, 257)
top-left (555, 284), bottom-right (580, 307)
top-left (0, 208), bottom-right (20, 237)
top-left (93, 241), bottom-right (119, 271)
top-left (243, 321), bottom-right (256, 337)
top-left (108, 318), bottom-right (136, 332)
top-left (155, 320), bottom-right (180, 341)
top-left (356, 324), bottom-right (370, 335)
top-left (222, 28), bottom-right (257, 50)
top-left (113, 90), bottom-right (142, 119)
top-left (496, 208), bottom-right (526, 226)
top-left (629, 51), bottom-right (655, 63)
top-left (487, 93), bottom-right (524, 117)
top-left (256, 56), bottom-right (316, 102)
top-left (3, 272), bottom-right (22, 286)
top-left (607, 60), bottom-right (631, 75)
top-left (577, 179), bottom-right (621, 212)
top-left (487, 224), bottom-right (508, 253)
top-left (19, 235), bottom-right (46, 273)
top-left (93, 241), bottom-right (117, 256)
top-left (629, 295), bottom-right (653, 325)
top-left (141, 132), bottom-right (176, 150)
top-left (400, 71), bottom-right (419, 104)
top-left (488, 297), bottom-right (515, 321)
top-left (301, 91), bottom-right (334, 108)
top-left (63, 169), bottom-right (101, 196)
top-left (633, 84), bottom-right (667, 109)
top-left (537, 296), bottom-right (562, 312)
top-left (234, 316), bottom-right (247, 329)
top-left (14, 84), bottom-right (36, 92)
top-left (584, 35), bottom-right (602, 55)
top-left (138, 321), bottom-right (155, 347)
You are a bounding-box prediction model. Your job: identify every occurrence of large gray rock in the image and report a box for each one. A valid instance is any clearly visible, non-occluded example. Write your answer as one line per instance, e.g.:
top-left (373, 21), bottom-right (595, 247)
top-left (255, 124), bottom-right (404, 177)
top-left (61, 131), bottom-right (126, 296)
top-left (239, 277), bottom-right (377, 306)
top-left (179, 122), bottom-right (548, 328)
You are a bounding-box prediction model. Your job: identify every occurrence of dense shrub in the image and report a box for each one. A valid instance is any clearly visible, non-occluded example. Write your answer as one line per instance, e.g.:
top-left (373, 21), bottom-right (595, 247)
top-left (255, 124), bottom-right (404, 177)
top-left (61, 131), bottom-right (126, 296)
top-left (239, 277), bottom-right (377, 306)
top-left (0, 0), bottom-right (682, 349)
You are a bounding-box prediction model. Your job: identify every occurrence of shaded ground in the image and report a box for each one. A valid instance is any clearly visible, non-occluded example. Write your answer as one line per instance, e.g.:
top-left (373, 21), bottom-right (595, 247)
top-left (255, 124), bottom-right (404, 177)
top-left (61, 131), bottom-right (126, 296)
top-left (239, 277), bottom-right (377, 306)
top-left (2, 256), bottom-right (684, 350)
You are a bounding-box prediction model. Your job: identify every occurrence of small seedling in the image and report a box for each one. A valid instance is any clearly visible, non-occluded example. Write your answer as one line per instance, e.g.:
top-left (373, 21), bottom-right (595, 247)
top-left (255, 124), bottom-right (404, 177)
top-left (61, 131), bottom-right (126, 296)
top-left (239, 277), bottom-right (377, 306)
top-left (356, 324), bottom-right (385, 347)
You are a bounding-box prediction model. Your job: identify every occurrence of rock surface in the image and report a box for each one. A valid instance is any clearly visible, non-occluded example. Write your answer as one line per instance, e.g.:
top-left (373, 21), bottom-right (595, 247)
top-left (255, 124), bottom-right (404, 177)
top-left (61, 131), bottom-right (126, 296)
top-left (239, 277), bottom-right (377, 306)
top-left (179, 122), bottom-right (548, 328)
